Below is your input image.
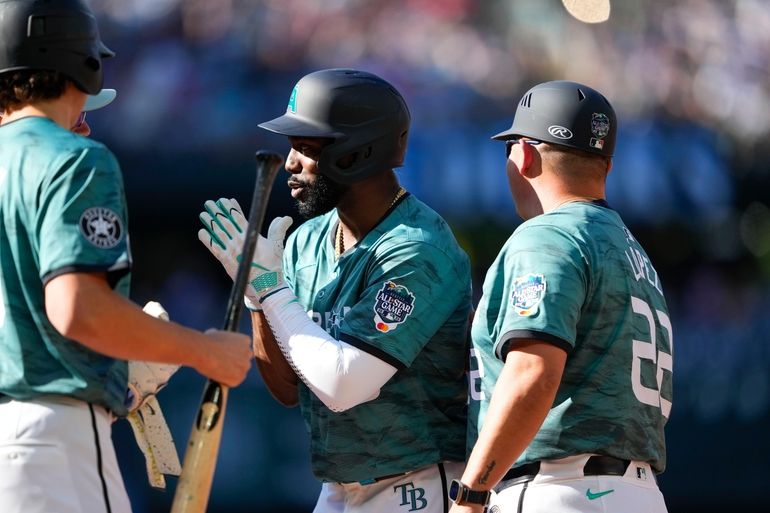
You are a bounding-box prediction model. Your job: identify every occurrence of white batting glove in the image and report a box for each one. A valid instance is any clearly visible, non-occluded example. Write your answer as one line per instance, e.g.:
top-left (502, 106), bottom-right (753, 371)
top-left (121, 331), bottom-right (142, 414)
top-left (198, 197), bottom-right (292, 309)
top-left (126, 301), bottom-right (182, 489)
top-left (125, 302), bottom-right (180, 412)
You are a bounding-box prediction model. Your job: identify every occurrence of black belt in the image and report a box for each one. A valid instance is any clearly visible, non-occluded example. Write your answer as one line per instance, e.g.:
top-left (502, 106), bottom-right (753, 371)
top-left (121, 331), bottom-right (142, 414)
top-left (357, 471), bottom-right (410, 485)
top-left (495, 455), bottom-right (630, 492)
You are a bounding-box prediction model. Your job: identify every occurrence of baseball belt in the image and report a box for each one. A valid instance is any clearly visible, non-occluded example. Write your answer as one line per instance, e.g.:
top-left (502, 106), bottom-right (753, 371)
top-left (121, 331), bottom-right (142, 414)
top-left (495, 455), bottom-right (631, 492)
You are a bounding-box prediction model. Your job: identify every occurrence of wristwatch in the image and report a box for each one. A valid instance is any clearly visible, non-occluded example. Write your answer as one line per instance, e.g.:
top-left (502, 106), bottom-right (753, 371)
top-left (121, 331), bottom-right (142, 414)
top-left (448, 479), bottom-right (491, 508)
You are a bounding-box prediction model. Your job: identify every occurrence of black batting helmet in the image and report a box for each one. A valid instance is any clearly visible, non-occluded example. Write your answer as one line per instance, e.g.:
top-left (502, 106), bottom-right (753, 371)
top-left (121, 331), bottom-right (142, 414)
top-left (0, 0), bottom-right (114, 95)
top-left (493, 80), bottom-right (616, 157)
top-left (259, 68), bottom-right (411, 185)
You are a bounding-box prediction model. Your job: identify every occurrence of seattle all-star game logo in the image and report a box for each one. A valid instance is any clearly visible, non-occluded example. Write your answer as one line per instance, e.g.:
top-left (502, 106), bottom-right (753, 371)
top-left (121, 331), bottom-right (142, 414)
top-left (510, 273), bottom-right (547, 316)
top-left (373, 281), bottom-right (416, 333)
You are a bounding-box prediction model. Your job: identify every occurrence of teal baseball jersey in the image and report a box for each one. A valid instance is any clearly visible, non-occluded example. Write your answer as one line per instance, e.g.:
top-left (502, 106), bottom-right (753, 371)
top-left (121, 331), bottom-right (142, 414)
top-left (468, 201), bottom-right (672, 473)
top-left (283, 193), bottom-right (472, 483)
top-left (0, 117), bottom-right (131, 415)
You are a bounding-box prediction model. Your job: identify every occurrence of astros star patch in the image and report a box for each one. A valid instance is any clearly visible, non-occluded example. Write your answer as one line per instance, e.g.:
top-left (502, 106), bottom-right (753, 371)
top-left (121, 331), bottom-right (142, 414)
top-left (510, 274), bottom-right (547, 316)
top-left (373, 281), bottom-right (416, 332)
top-left (79, 206), bottom-right (124, 249)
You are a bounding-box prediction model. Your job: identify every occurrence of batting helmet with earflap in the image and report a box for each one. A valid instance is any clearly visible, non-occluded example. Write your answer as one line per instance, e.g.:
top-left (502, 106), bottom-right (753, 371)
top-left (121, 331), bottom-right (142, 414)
top-left (492, 80), bottom-right (616, 157)
top-left (0, 0), bottom-right (114, 95)
top-left (259, 68), bottom-right (411, 185)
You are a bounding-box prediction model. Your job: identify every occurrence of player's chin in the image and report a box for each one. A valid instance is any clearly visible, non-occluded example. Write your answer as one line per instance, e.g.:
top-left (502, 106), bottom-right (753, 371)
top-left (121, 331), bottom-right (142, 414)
top-left (295, 198), bottom-right (336, 219)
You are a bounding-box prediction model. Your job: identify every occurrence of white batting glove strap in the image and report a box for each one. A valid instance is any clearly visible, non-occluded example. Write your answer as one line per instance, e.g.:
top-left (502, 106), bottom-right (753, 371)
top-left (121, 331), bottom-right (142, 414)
top-left (198, 197), bottom-right (293, 300)
top-left (125, 302), bottom-right (180, 412)
top-left (126, 361), bottom-right (180, 412)
top-left (124, 301), bottom-right (181, 489)
top-left (127, 397), bottom-right (182, 489)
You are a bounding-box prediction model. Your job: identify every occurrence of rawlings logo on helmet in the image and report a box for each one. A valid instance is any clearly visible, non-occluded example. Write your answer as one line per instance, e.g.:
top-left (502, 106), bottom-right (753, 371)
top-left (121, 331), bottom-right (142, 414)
top-left (548, 125), bottom-right (573, 139)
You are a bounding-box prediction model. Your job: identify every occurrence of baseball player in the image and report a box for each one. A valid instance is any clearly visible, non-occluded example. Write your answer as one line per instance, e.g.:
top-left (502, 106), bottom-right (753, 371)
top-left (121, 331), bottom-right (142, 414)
top-left (0, 2), bottom-right (253, 512)
top-left (448, 81), bottom-right (672, 512)
top-left (200, 68), bottom-right (473, 513)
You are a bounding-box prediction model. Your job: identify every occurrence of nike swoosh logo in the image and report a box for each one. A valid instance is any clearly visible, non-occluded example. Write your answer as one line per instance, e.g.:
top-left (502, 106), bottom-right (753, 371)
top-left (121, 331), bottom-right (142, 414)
top-left (586, 488), bottom-right (615, 500)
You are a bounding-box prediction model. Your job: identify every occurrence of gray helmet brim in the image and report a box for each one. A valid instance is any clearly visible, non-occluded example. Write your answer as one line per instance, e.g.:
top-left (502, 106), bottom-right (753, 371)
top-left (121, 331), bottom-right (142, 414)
top-left (490, 127), bottom-right (518, 141)
top-left (258, 113), bottom-right (343, 139)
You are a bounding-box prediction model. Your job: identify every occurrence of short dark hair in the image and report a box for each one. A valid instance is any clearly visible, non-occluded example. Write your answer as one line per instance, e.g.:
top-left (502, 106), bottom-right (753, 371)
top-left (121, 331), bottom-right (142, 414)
top-left (0, 70), bottom-right (69, 112)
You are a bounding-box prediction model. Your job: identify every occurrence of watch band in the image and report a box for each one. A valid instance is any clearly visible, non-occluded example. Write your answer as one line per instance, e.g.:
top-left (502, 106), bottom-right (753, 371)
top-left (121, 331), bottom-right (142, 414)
top-left (449, 479), bottom-right (491, 507)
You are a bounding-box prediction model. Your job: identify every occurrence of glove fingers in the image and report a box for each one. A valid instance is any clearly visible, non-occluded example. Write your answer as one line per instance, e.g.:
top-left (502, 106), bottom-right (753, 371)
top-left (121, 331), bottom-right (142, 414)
top-left (228, 198), bottom-right (247, 225)
top-left (202, 199), bottom-right (242, 241)
top-left (215, 198), bottom-right (246, 234)
top-left (202, 200), bottom-right (230, 235)
top-left (198, 227), bottom-right (227, 259)
top-left (198, 211), bottom-right (226, 250)
top-left (267, 216), bottom-right (293, 243)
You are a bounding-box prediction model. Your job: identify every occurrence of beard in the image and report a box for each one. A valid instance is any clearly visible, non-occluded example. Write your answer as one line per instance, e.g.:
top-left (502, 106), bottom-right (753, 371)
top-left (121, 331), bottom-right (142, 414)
top-left (293, 173), bottom-right (349, 219)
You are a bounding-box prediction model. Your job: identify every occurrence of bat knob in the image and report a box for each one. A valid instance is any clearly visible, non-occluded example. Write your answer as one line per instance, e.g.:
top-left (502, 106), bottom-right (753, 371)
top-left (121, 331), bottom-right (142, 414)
top-left (255, 150), bottom-right (284, 167)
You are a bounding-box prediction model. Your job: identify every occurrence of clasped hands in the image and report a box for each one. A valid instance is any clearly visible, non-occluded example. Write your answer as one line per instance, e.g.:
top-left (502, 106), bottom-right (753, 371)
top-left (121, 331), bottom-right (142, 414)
top-left (198, 198), bottom-right (292, 309)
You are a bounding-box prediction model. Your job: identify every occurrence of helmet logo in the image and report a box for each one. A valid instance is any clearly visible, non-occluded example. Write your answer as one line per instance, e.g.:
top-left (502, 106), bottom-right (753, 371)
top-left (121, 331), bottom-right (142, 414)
top-left (548, 125), bottom-right (573, 139)
top-left (591, 113), bottom-right (610, 138)
top-left (287, 86), bottom-right (298, 113)
top-left (590, 113), bottom-right (610, 152)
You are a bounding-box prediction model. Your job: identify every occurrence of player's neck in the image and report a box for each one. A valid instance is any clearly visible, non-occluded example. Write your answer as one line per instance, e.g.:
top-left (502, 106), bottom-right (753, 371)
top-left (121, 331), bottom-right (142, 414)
top-left (537, 178), bottom-right (605, 215)
top-left (3, 85), bottom-right (85, 130)
top-left (336, 171), bottom-right (403, 250)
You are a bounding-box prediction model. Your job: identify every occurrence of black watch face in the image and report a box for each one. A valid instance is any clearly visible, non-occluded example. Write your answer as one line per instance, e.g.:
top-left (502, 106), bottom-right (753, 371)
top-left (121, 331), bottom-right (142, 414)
top-left (449, 480), bottom-right (461, 500)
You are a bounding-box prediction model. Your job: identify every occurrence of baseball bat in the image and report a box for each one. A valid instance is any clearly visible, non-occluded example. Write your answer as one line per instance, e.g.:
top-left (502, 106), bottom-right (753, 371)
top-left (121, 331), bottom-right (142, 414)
top-left (170, 150), bottom-right (284, 513)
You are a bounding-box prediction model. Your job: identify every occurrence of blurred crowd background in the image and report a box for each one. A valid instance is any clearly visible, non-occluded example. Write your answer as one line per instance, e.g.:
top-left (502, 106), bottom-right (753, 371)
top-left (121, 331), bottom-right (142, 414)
top-left (80, 0), bottom-right (770, 511)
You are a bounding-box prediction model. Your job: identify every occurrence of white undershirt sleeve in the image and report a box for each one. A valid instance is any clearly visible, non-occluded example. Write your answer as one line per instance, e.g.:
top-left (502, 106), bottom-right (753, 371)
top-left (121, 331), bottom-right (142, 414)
top-left (260, 287), bottom-right (398, 412)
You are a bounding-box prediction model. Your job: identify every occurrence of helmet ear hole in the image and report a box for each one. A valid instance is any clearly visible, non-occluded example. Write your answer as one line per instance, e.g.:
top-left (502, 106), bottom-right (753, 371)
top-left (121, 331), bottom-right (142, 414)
top-left (85, 57), bottom-right (100, 71)
top-left (336, 153), bottom-right (357, 170)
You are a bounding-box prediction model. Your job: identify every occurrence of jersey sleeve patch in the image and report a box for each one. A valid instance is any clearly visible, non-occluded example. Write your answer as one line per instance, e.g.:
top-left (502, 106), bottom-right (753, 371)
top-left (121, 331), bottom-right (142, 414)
top-left (78, 206), bottom-right (125, 249)
top-left (373, 281), bottom-right (416, 333)
top-left (510, 273), bottom-right (547, 316)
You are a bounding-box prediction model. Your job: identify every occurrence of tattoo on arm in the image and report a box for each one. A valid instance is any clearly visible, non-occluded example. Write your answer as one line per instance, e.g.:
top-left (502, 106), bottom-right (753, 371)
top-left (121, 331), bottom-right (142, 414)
top-left (478, 461), bottom-right (496, 485)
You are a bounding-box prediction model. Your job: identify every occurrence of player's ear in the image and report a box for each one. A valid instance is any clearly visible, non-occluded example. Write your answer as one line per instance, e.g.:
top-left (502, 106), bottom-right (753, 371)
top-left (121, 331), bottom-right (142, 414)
top-left (511, 140), bottom-right (536, 178)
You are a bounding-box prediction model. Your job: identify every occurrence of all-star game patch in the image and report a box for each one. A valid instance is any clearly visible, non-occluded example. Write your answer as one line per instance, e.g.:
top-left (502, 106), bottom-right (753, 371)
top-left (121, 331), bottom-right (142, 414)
top-left (79, 206), bottom-right (124, 249)
top-left (510, 273), bottom-right (547, 316)
top-left (373, 281), bottom-right (416, 332)
top-left (590, 112), bottom-right (611, 151)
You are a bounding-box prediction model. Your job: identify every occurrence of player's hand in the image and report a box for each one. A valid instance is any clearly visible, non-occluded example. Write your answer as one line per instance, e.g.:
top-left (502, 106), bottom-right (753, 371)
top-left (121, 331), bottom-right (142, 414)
top-left (195, 329), bottom-right (253, 387)
top-left (125, 301), bottom-right (180, 412)
top-left (198, 198), bottom-right (293, 307)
